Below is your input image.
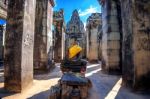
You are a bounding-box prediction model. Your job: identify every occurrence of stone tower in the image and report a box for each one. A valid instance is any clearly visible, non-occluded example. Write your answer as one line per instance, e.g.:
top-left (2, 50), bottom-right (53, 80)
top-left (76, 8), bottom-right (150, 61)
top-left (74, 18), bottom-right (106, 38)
top-left (66, 9), bottom-right (86, 58)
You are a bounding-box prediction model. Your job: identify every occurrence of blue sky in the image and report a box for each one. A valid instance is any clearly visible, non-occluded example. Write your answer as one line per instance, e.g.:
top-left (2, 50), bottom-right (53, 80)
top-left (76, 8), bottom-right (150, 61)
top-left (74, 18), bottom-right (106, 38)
top-left (54, 0), bottom-right (101, 26)
top-left (0, 0), bottom-right (101, 26)
top-left (0, 19), bottom-right (6, 25)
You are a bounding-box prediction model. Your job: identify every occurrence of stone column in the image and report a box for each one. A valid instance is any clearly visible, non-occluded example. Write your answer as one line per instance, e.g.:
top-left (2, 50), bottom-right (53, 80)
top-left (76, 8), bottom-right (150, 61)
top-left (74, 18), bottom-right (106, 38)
top-left (62, 27), bottom-right (66, 59)
top-left (86, 14), bottom-right (102, 62)
top-left (53, 19), bottom-right (63, 62)
top-left (121, 0), bottom-right (150, 89)
top-left (0, 25), bottom-right (4, 62)
top-left (87, 28), bottom-right (99, 62)
top-left (34, 0), bottom-right (54, 72)
top-left (4, 0), bottom-right (36, 92)
top-left (100, 0), bottom-right (121, 73)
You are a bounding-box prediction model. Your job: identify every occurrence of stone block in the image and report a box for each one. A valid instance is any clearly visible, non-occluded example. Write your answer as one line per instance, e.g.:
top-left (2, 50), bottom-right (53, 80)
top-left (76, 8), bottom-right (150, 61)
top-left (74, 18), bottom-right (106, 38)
top-left (102, 24), bottom-right (120, 34)
top-left (102, 40), bottom-right (120, 50)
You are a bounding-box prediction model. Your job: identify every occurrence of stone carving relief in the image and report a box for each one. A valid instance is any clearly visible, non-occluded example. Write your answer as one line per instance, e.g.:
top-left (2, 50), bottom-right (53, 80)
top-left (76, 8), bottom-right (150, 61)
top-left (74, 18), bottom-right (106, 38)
top-left (23, 33), bottom-right (33, 48)
top-left (133, 1), bottom-right (150, 51)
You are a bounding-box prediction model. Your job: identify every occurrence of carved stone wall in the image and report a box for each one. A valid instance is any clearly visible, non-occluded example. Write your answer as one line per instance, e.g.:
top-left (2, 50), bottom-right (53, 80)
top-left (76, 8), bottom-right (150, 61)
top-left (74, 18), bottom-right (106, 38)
top-left (34, 0), bottom-right (54, 72)
top-left (86, 13), bottom-right (102, 62)
top-left (4, 0), bottom-right (36, 92)
top-left (121, 0), bottom-right (150, 89)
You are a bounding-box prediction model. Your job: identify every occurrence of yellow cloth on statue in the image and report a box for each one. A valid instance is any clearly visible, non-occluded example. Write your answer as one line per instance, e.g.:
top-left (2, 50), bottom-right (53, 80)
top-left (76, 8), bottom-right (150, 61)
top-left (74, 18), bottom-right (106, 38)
top-left (69, 45), bottom-right (82, 59)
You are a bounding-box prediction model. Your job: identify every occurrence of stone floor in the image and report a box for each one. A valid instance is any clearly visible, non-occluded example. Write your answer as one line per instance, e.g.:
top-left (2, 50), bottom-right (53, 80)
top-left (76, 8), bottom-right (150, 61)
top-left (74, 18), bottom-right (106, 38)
top-left (0, 63), bottom-right (150, 99)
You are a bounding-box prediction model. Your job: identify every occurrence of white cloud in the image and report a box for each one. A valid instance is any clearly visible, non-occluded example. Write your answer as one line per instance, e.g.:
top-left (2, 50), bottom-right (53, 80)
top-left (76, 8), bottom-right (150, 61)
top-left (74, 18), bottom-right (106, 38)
top-left (79, 6), bottom-right (98, 17)
top-left (78, 9), bottom-right (81, 13)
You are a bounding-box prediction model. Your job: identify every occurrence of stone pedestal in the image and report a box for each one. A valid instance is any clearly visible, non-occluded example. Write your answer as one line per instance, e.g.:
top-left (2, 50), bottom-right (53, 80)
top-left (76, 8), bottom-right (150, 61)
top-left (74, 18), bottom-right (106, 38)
top-left (101, 0), bottom-right (121, 73)
top-left (121, 0), bottom-right (150, 89)
top-left (4, 0), bottom-right (36, 92)
top-left (34, 0), bottom-right (54, 72)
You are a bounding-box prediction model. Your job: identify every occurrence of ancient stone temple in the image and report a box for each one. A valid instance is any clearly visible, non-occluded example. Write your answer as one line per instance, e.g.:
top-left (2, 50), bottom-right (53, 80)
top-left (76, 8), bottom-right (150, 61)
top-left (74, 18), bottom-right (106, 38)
top-left (99, 0), bottom-right (122, 73)
top-left (66, 10), bottom-right (86, 58)
top-left (34, 0), bottom-right (55, 72)
top-left (53, 9), bottom-right (66, 62)
top-left (86, 13), bottom-right (102, 62)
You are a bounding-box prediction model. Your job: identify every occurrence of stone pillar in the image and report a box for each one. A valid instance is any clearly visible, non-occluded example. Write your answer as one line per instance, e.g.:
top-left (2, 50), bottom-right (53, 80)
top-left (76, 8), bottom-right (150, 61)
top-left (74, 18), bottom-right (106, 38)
top-left (100, 0), bottom-right (121, 73)
top-left (0, 25), bottom-right (4, 62)
top-left (86, 13), bottom-right (102, 62)
top-left (4, 0), bottom-right (36, 92)
top-left (98, 28), bottom-right (102, 60)
top-left (34, 0), bottom-right (54, 72)
top-left (54, 22), bottom-right (62, 62)
top-left (61, 27), bottom-right (66, 59)
top-left (87, 28), bottom-right (99, 61)
top-left (53, 9), bottom-right (64, 62)
top-left (121, 0), bottom-right (150, 89)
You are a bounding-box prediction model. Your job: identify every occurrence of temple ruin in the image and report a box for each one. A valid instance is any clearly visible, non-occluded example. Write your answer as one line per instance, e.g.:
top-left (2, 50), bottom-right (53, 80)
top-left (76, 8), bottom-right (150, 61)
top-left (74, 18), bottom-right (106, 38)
top-left (66, 10), bottom-right (86, 58)
top-left (0, 0), bottom-right (149, 97)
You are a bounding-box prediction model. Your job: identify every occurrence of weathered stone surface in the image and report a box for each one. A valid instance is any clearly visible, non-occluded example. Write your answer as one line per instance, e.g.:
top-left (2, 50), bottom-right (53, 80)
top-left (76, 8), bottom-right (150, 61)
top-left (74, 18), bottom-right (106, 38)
top-left (4, 0), bottom-right (36, 92)
top-left (53, 9), bottom-right (65, 62)
top-left (121, 0), bottom-right (150, 89)
top-left (86, 13), bottom-right (102, 62)
top-left (0, 0), bottom-right (7, 19)
top-left (34, 0), bottom-right (54, 72)
top-left (66, 10), bottom-right (86, 58)
top-left (101, 0), bottom-right (121, 72)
